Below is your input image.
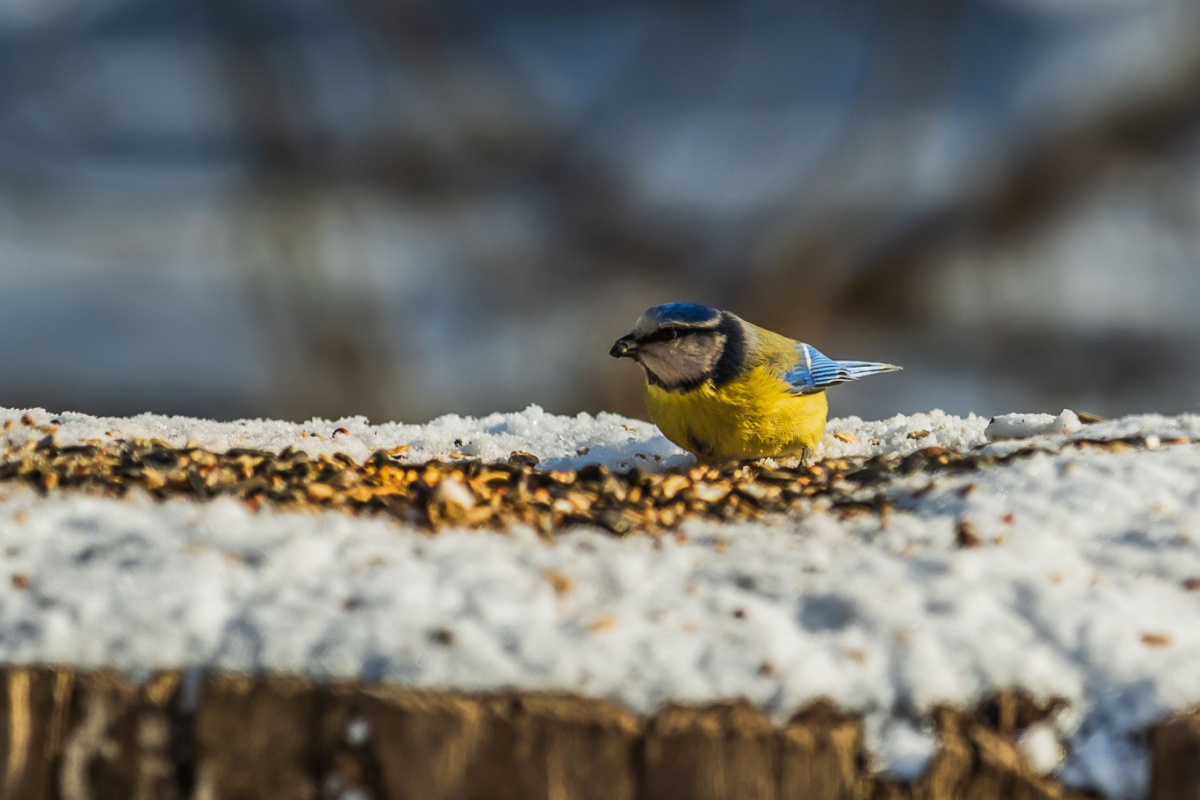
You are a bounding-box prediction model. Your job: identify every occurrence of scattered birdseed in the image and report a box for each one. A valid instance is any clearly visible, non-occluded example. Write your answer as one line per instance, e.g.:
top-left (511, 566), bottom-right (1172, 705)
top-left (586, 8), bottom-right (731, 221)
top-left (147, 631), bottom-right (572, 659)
top-left (0, 435), bottom-right (1189, 536)
top-left (955, 520), bottom-right (982, 549)
top-left (543, 570), bottom-right (574, 596)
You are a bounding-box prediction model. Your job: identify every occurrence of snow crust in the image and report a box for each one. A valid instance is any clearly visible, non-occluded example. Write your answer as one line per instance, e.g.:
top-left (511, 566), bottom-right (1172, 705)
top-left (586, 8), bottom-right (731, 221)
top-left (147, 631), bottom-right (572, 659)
top-left (1020, 722), bottom-right (1065, 775)
top-left (985, 410), bottom-right (1082, 440)
top-left (0, 406), bottom-right (692, 473)
top-left (4, 405), bottom-right (1200, 798)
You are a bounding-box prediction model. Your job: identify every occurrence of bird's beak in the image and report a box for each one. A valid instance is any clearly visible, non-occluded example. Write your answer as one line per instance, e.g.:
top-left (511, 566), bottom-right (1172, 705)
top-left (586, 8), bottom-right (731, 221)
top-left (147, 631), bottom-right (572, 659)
top-left (610, 334), bottom-right (638, 359)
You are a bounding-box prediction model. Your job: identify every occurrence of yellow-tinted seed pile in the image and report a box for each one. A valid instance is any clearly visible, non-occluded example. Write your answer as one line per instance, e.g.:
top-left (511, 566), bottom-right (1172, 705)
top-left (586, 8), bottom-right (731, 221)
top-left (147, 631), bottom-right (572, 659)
top-left (0, 426), bottom-right (1179, 535)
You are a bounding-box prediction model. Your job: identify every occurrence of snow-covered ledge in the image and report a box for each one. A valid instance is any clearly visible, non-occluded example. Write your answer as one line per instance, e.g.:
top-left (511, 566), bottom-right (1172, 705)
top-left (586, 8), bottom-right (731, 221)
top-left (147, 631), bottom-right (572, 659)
top-left (3, 405), bottom-right (1200, 800)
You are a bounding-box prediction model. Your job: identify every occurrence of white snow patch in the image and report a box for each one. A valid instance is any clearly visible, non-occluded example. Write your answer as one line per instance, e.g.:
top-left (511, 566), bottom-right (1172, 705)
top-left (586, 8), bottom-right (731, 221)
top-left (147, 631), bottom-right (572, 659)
top-left (0, 406), bottom-right (997, 470)
top-left (876, 720), bottom-right (938, 780)
top-left (986, 410), bottom-right (1082, 440)
top-left (4, 405), bottom-right (1200, 799)
top-left (1019, 721), bottom-right (1064, 775)
top-left (0, 405), bottom-right (692, 473)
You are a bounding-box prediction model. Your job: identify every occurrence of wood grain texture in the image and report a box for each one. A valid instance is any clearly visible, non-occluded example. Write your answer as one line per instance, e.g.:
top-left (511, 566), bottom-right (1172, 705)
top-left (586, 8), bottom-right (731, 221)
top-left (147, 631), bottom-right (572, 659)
top-left (1151, 711), bottom-right (1200, 800)
top-left (641, 701), bottom-right (779, 800)
top-left (0, 668), bottom-right (1185, 800)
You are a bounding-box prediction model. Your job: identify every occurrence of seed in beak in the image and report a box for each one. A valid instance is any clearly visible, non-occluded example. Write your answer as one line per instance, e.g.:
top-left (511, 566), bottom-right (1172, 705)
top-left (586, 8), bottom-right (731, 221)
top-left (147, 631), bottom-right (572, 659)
top-left (610, 337), bottom-right (637, 358)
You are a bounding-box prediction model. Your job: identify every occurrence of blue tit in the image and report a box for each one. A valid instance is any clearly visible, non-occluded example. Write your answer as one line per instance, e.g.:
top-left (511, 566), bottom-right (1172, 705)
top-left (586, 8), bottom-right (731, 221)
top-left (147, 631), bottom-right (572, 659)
top-left (609, 303), bottom-right (900, 462)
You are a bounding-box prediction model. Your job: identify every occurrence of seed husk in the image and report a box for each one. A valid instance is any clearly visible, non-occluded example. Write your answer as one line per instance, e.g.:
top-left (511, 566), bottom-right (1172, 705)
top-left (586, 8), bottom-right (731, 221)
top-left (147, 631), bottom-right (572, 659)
top-left (0, 430), bottom-right (1182, 537)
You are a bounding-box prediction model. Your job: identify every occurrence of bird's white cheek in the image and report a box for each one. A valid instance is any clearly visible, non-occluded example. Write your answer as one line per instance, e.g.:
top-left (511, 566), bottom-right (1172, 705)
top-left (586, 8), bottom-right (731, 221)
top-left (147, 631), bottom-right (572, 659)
top-left (639, 345), bottom-right (706, 387)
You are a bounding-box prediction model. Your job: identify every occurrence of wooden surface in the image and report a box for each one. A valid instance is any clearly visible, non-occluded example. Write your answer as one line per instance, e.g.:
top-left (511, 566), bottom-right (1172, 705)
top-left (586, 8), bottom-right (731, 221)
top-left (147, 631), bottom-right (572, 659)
top-left (0, 667), bottom-right (1187, 799)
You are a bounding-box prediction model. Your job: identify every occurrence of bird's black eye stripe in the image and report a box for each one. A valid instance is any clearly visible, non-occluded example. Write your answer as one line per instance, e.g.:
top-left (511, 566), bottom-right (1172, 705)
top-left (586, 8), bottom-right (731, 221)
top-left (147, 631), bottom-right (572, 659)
top-left (642, 327), bottom-right (689, 344)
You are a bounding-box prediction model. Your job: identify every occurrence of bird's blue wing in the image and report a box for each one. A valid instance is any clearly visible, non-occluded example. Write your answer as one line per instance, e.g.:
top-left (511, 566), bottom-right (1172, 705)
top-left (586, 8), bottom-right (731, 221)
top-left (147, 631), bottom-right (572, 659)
top-left (783, 344), bottom-right (900, 395)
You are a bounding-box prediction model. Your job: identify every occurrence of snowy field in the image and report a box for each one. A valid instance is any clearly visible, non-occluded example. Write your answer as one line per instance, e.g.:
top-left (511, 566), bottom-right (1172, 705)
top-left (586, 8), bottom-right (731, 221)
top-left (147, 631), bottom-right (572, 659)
top-left (3, 405), bottom-right (1200, 799)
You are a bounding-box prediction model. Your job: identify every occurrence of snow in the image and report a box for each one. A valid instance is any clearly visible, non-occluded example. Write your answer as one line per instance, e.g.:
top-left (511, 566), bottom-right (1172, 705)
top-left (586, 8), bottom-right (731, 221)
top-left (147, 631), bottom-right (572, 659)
top-left (0, 406), bottom-right (693, 473)
top-left (985, 410), bottom-right (1082, 440)
top-left (4, 404), bottom-right (1200, 799)
top-left (1020, 722), bottom-right (1065, 775)
top-left (876, 720), bottom-right (938, 781)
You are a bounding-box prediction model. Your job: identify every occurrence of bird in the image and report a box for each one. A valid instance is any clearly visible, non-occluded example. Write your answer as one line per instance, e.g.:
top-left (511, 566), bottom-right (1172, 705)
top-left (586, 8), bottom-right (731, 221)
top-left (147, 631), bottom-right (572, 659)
top-left (609, 302), bottom-right (900, 463)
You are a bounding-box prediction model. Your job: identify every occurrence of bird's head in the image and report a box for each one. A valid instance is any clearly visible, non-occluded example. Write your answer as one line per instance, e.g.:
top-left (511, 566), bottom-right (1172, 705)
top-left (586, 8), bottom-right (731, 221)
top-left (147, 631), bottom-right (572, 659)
top-left (610, 303), bottom-right (743, 390)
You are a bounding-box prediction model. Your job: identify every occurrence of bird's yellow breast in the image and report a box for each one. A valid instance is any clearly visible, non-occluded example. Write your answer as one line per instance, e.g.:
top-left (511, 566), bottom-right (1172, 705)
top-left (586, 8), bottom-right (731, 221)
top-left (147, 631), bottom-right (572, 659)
top-left (644, 366), bottom-right (828, 462)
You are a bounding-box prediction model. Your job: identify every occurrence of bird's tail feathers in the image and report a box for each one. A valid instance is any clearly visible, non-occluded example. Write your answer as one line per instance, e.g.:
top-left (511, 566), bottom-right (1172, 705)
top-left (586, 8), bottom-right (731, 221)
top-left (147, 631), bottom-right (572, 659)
top-left (824, 359), bottom-right (902, 382)
top-left (786, 344), bottom-right (902, 393)
top-left (805, 345), bottom-right (901, 388)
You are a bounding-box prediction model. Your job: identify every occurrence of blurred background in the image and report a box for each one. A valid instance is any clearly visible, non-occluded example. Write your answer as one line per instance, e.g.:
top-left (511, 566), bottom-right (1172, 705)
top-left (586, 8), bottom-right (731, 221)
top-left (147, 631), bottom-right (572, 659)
top-left (1, 0), bottom-right (1199, 424)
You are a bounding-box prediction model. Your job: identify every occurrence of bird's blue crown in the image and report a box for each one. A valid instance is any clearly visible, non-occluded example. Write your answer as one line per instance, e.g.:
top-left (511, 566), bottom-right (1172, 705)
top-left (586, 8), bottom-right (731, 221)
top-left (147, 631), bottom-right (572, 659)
top-left (648, 302), bottom-right (719, 325)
